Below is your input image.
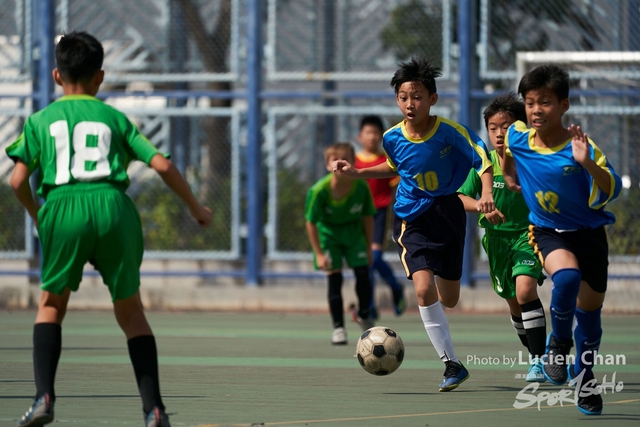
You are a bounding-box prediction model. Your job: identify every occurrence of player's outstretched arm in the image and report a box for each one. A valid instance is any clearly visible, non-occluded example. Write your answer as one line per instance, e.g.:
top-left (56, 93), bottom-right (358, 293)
top-left (332, 160), bottom-right (397, 179)
top-left (568, 124), bottom-right (612, 196)
top-left (10, 161), bottom-right (40, 226)
top-left (457, 193), bottom-right (478, 213)
top-left (149, 154), bottom-right (212, 227)
top-left (500, 155), bottom-right (521, 193)
top-left (476, 167), bottom-right (495, 213)
top-left (458, 193), bottom-right (505, 224)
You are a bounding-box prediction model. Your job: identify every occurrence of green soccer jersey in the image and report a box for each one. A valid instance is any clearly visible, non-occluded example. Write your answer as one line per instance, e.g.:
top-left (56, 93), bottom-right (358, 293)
top-left (305, 174), bottom-right (376, 235)
top-left (458, 150), bottom-right (530, 231)
top-left (6, 94), bottom-right (162, 198)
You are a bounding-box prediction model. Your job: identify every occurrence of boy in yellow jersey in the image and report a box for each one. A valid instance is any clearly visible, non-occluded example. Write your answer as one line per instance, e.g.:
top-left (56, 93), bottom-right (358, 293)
top-left (7, 32), bottom-right (211, 427)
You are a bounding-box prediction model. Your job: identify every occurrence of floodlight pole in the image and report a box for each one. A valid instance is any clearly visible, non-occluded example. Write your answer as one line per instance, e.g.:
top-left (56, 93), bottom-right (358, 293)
top-left (246, 0), bottom-right (263, 286)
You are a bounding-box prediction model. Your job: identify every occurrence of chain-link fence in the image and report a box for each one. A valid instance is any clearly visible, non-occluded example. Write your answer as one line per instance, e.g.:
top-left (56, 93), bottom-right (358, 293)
top-left (266, 0), bottom-right (453, 80)
top-left (0, 0), bottom-right (639, 279)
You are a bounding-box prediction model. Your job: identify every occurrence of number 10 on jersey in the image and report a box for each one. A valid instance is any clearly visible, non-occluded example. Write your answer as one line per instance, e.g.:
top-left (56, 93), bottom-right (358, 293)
top-left (413, 171), bottom-right (439, 191)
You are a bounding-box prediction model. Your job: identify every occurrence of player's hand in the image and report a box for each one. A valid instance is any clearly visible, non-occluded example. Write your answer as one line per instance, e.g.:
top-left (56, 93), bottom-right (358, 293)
top-left (569, 124), bottom-right (590, 165)
top-left (332, 160), bottom-right (357, 177)
top-left (484, 208), bottom-right (506, 225)
top-left (191, 206), bottom-right (213, 227)
top-left (507, 183), bottom-right (522, 193)
top-left (316, 253), bottom-right (330, 270)
top-left (476, 193), bottom-right (495, 214)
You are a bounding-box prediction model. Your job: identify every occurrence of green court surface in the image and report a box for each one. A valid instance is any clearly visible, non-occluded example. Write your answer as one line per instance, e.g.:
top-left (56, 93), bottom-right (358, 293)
top-left (1, 310), bottom-right (639, 427)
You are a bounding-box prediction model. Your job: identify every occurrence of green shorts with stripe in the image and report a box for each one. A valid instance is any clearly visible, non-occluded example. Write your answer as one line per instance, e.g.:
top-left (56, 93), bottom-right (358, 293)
top-left (37, 182), bottom-right (143, 301)
top-left (314, 222), bottom-right (369, 270)
top-left (481, 229), bottom-right (545, 300)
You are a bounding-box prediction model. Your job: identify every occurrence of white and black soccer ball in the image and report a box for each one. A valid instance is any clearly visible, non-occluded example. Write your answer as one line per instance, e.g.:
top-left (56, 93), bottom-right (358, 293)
top-left (356, 326), bottom-right (405, 376)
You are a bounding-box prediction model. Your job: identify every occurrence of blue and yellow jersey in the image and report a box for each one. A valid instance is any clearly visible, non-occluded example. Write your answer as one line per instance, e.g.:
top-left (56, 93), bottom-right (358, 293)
top-left (383, 117), bottom-right (492, 221)
top-left (505, 121), bottom-right (621, 230)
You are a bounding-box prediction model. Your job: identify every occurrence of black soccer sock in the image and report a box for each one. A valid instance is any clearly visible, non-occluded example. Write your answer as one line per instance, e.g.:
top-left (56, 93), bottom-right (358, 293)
top-left (521, 299), bottom-right (547, 358)
top-left (510, 314), bottom-right (529, 350)
top-left (327, 272), bottom-right (344, 328)
top-left (33, 323), bottom-right (62, 401)
top-left (127, 335), bottom-right (165, 415)
top-left (354, 266), bottom-right (372, 320)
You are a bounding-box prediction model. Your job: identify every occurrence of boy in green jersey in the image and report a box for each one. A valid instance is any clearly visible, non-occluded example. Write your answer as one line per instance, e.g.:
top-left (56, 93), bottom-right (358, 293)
top-left (457, 93), bottom-right (546, 382)
top-left (6, 32), bottom-right (211, 427)
top-left (305, 143), bottom-right (376, 345)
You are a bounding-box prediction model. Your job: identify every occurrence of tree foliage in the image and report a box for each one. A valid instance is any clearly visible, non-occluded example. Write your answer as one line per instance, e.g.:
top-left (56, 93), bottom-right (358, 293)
top-left (380, 0), bottom-right (599, 72)
top-left (380, 1), bottom-right (443, 63)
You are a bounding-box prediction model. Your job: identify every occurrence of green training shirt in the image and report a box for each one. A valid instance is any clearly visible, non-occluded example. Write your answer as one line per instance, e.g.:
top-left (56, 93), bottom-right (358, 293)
top-left (6, 94), bottom-right (162, 198)
top-left (305, 174), bottom-right (376, 237)
top-left (458, 150), bottom-right (530, 231)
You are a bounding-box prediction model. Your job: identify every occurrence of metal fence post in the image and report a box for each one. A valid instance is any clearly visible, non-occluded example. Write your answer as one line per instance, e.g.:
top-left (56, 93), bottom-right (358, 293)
top-left (246, 0), bottom-right (263, 285)
top-left (458, 0), bottom-right (478, 288)
top-left (34, 0), bottom-right (55, 111)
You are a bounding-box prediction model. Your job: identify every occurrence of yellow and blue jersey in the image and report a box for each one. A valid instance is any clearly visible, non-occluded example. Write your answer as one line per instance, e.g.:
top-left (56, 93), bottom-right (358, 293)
top-left (505, 121), bottom-right (621, 230)
top-left (383, 117), bottom-right (492, 221)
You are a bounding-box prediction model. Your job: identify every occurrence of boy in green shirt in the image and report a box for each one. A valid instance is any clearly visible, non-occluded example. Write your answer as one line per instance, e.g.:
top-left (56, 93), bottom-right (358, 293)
top-left (7, 32), bottom-right (211, 427)
top-left (305, 143), bottom-right (376, 345)
top-left (458, 93), bottom-right (546, 382)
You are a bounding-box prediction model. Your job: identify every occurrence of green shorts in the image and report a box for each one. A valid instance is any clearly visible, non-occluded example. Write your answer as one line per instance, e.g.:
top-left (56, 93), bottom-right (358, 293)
top-left (38, 183), bottom-right (143, 301)
top-left (314, 223), bottom-right (369, 270)
top-left (482, 229), bottom-right (544, 300)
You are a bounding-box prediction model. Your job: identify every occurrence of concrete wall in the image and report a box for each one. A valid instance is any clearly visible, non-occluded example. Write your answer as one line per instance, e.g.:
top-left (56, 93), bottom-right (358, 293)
top-left (1, 259), bottom-right (639, 313)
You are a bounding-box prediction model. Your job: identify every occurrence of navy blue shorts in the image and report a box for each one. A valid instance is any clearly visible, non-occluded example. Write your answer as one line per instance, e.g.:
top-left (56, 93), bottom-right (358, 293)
top-left (373, 207), bottom-right (389, 246)
top-left (392, 194), bottom-right (466, 280)
top-left (528, 225), bottom-right (608, 293)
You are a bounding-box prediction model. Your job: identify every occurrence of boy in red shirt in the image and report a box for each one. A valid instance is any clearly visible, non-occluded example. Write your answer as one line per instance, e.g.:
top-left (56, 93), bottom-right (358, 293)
top-left (354, 116), bottom-right (406, 319)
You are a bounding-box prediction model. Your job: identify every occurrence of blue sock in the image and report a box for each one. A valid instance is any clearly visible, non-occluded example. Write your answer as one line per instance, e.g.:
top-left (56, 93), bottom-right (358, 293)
top-left (573, 306), bottom-right (602, 378)
top-left (372, 250), bottom-right (402, 293)
top-left (549, 268), bottom-right (581, 342)
top-left (368, 265), bottom-right (376, 311)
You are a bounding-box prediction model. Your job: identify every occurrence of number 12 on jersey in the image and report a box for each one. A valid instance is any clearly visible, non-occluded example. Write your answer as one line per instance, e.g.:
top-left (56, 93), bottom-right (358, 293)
top-left (50, 120), bottom-right (112, 184)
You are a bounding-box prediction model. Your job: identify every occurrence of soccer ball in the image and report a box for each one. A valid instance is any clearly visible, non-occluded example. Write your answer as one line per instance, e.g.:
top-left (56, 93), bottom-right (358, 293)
top-left (356, 326), bottom-right (404, 376)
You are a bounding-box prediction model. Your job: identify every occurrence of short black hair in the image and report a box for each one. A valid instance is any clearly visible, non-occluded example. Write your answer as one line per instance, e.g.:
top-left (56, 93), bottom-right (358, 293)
top-left (483, 92), bottom-right (527, 128)
top-left (324, 142), bottom-right (355, 164)
top-left (390, 57), bottom-right (441, 94)
top-left (55, 31), bottom-right (104, 83)
top-left (518, 64), bottom-right (570, 101)
top-left (359, 115), bottom-right (384, 133)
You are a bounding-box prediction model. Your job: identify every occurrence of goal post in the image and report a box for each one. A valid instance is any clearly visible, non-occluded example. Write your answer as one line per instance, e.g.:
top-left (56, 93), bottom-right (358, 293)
top-left (516, 51), bottom-right (640, 81)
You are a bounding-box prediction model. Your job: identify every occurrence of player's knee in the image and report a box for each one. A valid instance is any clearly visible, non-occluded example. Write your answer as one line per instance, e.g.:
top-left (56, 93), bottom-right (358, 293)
top-left (439, 293), bottom-right (459, 308)
top-left (515, 277), bottom-right (539, 303)
top-left (551, 268), bottom-right (581, 296)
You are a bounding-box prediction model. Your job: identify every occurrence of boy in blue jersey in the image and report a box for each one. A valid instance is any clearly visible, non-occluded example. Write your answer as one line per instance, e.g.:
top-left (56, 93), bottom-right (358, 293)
top-left (502, 65), bottom-right (622, 415)
top-left (458, 93), bottom-right (547, 382)
top-left (7, 32), bottom-right (212, 427)
top-left (334, 57), bottom-right (495, 392)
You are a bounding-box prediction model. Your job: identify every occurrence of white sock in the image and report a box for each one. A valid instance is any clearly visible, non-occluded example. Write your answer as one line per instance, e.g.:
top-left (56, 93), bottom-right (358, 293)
top-left (419, 302), bottom-right (459, 363)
